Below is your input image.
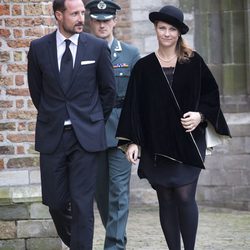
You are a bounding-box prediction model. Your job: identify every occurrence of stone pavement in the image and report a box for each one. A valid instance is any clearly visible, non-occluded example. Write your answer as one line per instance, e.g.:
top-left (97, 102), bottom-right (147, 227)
top-left (92, 205), bottom-right (250, 250)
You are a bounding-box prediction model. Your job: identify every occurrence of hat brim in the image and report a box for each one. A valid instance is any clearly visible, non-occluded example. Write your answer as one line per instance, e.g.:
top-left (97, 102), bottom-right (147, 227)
top-left (149, 12), bottom-right (189, 34)
top-left (90, 13), bottom-right (115, 21)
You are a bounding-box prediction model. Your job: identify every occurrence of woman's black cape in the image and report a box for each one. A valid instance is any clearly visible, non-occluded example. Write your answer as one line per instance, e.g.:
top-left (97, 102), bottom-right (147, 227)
top-left (116, 52), bottom-right (231, 169)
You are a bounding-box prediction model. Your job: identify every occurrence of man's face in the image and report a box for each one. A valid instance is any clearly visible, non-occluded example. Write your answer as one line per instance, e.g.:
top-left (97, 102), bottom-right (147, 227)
top-left (89, 18), bottom-right (117, 41)
top-left (55, 0), bottom-right (85, 38)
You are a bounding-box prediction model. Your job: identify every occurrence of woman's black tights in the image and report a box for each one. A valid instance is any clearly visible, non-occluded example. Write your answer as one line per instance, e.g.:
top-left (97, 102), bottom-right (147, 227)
top-left (156, 180), bottom-right (199, 250)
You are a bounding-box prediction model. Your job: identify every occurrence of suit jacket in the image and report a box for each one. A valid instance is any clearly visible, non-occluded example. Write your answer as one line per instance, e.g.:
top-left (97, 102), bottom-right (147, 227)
top-left (105, 39), bottom-right (140, 147)
top-left (116, 52), bottom-right (231, 169)
top-left (28, 31), bottom-right (116, 154)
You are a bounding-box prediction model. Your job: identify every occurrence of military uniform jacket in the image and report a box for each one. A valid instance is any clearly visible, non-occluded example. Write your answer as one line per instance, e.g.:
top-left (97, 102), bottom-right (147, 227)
top-left (106, 39), bottom-right (140, 147)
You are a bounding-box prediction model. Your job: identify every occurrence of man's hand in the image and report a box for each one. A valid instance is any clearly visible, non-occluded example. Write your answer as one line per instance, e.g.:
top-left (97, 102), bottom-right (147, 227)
top-left (126, 144), bottom-right (139, 164)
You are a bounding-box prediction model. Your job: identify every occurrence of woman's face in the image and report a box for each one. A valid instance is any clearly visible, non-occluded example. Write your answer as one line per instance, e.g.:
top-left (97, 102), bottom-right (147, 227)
top-left (155, 21), bottom-right (180, 49)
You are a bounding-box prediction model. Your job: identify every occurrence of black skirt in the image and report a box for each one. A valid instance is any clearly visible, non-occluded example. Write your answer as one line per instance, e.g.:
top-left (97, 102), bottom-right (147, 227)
top-left (138, 129), bottom-right (206, 188)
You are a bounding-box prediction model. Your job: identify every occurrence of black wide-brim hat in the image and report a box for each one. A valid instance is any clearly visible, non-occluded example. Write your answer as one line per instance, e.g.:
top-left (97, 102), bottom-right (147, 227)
top-left (149, 5), bottom-right (189, 34)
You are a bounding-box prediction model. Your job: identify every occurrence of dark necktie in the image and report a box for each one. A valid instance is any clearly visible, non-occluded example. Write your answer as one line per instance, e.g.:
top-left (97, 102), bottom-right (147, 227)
top-left (60, 39), bottom-right (73, 92)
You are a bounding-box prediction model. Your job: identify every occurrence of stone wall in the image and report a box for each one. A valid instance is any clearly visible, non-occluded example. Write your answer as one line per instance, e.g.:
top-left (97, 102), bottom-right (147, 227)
top-left (193, 0), bottom-right (250, 210)
top-left (128, 0), bottom-right (250, 211)
top-left (0, 202), bottom-right (61, 249)
top-left (130, 0), bottom-right (195, 56)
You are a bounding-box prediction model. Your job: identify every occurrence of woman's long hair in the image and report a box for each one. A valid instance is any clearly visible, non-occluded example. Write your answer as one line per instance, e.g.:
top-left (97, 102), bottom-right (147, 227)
top-left (176, 36), bottom-right (194, 63)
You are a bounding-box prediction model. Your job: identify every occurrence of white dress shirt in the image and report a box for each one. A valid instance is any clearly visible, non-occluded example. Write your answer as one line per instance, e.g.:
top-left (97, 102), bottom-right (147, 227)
top-left (56, 30), bottom-right (79, 70)
top-left (56, 30), bottom-right (79, 125)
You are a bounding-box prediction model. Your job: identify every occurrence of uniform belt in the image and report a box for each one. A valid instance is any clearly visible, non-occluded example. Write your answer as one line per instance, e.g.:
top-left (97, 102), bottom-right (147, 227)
top-left (64, 125), bottom-right (73, 131)
top-left (114, 97), bottom-right (124, 109)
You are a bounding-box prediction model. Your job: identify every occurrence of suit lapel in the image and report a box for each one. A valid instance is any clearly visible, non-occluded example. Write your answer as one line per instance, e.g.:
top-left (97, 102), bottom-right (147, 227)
top-left (47, 31), bottom-right (64, 92)
top-left (65, 33), bottom-right (88, 93)
top-left (73, 34), bottom-right (86, 74)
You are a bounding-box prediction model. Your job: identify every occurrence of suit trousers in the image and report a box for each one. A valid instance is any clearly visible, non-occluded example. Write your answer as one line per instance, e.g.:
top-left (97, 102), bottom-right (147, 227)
top-left (40, 127), bottom-right (99, 250)
top-left (95, 147), bottom-right (131, 250)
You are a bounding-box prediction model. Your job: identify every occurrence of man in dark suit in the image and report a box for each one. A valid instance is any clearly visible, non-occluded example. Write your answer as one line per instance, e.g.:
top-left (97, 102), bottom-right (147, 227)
top-left (27, 0), bottom-right (116, 249)
top-left (85, 1), bottom-right (140, 249)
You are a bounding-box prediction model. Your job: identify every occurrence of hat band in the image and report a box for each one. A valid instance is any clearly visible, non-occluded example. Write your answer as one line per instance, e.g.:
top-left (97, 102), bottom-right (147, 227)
top-left (90, 14), bottom-right (114, 20)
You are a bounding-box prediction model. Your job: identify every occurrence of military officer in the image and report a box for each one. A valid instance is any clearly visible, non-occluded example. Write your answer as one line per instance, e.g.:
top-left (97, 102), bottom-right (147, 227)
top-left (85, 1), bottom-right (140, 249)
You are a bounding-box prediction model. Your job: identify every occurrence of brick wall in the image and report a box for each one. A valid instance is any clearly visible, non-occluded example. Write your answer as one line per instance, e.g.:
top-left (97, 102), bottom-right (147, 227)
top-left (0, 2), bottom-right (56, 246)
top-left (0, 1), bottom-right (132, 247)
top-left (0, 0), bottom-right (56, 199)
top-left (0, 0), bottom-right (131, 181)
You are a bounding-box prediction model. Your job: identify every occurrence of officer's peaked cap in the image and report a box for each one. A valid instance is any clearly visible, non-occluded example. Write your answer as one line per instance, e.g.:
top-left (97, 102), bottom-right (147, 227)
top-left (85, 0), bottom-right (121, 20)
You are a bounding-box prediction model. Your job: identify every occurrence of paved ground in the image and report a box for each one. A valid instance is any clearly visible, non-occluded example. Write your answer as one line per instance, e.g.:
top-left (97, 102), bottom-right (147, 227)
top-left (92, 205), bottom-right (250, 250)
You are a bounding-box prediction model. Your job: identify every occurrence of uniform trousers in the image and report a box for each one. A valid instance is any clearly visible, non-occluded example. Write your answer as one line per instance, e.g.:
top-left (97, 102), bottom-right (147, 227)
top-left (95, 147), bottom-right (131, 250)
top-left (40, 127), bottom-right (99, 250)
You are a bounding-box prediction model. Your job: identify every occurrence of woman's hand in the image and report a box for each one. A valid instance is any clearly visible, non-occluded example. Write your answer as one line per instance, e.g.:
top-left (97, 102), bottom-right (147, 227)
top-left (181, 111), bottom-right (202, 132)
top-left (126, 143), bottom-right (139, 164)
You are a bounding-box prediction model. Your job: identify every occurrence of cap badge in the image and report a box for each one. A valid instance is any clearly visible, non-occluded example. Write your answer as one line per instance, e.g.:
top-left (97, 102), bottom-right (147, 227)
top-left (97, 1), bottom-right (107, 10)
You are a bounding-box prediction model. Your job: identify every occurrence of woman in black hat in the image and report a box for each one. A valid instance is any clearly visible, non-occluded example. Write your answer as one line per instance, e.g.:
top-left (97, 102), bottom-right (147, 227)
top-left (116, 5), bottom-right (231, 250)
